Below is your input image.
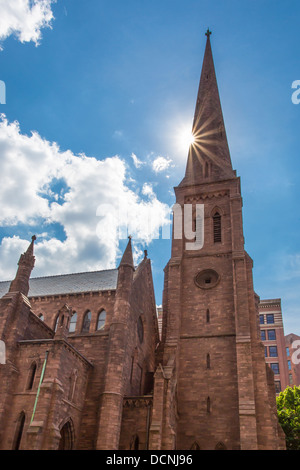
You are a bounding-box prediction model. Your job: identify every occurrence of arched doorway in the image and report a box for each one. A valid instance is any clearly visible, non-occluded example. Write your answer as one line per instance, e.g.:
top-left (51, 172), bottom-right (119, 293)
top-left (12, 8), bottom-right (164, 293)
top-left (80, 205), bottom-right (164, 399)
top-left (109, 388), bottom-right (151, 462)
top-left (215, 442), bottom-right (227, 450)
top-left (130, 434), bottom-right (139, 450)
top-left (58, 420), bottom-right (74, 450)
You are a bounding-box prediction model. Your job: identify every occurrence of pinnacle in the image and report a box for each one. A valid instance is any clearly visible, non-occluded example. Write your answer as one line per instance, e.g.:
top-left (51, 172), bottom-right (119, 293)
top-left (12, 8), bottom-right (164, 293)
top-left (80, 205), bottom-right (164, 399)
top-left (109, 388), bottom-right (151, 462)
top-left (119, 237), bottom-right (135, 270)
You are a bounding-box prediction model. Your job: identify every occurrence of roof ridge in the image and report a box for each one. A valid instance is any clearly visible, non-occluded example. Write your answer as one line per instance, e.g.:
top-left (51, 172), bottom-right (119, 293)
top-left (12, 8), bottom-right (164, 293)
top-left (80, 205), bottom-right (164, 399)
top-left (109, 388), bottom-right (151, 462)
top-left (0, 267), bottom-right (119, 284)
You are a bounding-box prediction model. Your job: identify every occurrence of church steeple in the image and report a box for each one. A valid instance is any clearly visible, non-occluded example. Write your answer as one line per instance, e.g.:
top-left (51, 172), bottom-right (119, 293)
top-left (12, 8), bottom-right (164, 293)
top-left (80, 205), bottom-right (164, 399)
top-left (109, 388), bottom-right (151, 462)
top-left (118, 236), bottom-right (135, 271)
top-left (180, 29), bottom-right (235, 187)
top-left (9, 236), bottom-right (36, 296)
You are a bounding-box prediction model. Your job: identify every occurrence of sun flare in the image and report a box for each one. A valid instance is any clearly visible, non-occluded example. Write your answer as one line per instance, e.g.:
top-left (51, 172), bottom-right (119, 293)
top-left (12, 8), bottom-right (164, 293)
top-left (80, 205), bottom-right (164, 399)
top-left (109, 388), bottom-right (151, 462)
top-left (178, 127), bottom-right (195, 153)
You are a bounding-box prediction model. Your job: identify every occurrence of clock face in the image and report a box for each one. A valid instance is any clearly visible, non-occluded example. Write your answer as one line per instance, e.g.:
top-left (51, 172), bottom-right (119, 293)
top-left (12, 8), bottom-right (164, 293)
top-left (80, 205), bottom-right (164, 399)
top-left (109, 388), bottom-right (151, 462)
top-left (137, 317), bottom-right (144, 343)
top-left (194, 269), bottom-right (220, 290)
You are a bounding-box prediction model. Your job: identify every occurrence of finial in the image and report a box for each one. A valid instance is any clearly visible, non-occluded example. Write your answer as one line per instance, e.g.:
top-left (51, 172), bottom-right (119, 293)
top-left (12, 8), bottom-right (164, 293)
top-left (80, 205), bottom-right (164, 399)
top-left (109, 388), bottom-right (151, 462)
top-left (32, 235), bottom-right (37, 242)
top-left (128, 235), bottom-right (132, 240)
top-left (205, 28), bottom-right (212, 38)
top-left (144, 250), bottom-right (148, 259)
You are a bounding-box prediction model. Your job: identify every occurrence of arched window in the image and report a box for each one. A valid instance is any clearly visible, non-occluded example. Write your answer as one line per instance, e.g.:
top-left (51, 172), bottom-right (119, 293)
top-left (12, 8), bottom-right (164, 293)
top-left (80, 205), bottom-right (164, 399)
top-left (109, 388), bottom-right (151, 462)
top-left (204, 161), bottom-right (209, 178)
top-left (0, 340), bottom-right (6, 365)
top-left (12, 412), bottom-right (26, 450)
top-left (68, 370), bottom-right (78, 402)
top-left (137, 317), bottom-right (144, 343)
top-left (206, 354), bottom-right (211, 370)
top-left (69, 312), bottom-right (77, 333)
top-left (54, 315), bottom-right (59, 332)
top-left (206, 309), bottom-right (210, 323)
top-left (207, 397), bottom-right (211, 413)
top-left (38, 314), bottom-right (44, 321)
top-left (96, 310), bottom-right (106, 331)
top-left (213, 212), bottom-right (222, 243)
top-left (27, 362), bottom-right (37, 390)
top-left (82, 311), bottom-right (91, 333)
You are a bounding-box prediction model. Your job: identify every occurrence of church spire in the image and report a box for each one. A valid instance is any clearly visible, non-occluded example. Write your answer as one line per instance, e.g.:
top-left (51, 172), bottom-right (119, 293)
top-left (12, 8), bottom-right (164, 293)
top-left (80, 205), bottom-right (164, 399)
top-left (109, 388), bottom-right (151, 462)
top-left (118, 236), bottom-right (135, 271)
top-left (9, 236), bottom-right (36, 296)
top-left (179, 30), bottom-right (235, 187)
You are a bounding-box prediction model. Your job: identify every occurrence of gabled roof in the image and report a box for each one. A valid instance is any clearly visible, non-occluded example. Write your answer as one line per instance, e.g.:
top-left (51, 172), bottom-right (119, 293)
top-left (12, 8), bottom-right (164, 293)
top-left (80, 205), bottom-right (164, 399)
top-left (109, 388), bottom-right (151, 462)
top-left (0, 269), bottom-right (118, 299)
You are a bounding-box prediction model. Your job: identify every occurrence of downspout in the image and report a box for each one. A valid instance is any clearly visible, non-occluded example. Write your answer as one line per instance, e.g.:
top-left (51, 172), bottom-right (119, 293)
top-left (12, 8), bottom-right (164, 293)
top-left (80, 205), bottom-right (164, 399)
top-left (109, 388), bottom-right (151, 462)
top-left (30, 350), bottom-right (49, 425)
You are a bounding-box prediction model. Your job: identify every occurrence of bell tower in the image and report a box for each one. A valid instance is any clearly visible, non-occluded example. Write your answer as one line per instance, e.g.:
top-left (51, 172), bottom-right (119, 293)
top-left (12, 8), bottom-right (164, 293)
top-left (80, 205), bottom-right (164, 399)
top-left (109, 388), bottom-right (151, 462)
top-left (154, 30), bottom-right (285, 450)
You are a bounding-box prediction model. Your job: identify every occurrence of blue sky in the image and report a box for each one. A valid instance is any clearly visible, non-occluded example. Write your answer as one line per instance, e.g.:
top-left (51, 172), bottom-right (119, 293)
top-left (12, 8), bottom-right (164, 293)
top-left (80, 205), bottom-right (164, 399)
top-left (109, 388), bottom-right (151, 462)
top-left (0, 0), bottom-right (299, 335)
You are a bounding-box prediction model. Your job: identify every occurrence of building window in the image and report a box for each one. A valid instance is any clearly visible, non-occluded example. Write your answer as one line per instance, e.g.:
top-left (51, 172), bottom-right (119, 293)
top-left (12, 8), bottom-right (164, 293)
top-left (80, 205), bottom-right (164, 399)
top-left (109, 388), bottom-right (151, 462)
top-left (137, 317), bottom-right (144, 343)
top-left (286, 347), bottom-right (290, 357)
top-left (266, 314), bottom-right (274, 324)
top-left (96, 310), bottom-right (106, 331)
top-left (270, 363), bottom-right (280, 375)
top-left (204, 162), bottom-right (209, 178)
top-left (26, 362), bottom-right (37, 391)
top-left (275, 381), bottom-right (281, 394)
top-left (289, 374), bottom-right (293, 385)
top-left (267, 329), bottom-right (276, 341)
top-left (54, 315), bottom-right (59, 332)
top-left (265, 347), bottom-right (268, 357)
top-left (269, 346), bottom-right (278, 358)
top-left (261, 330), bottom-right (266, 341)
top-left (38, 314), bottom-right (44, 321)
top-left (213, 212), bottom-right (222, 243)
top-left (12, 412), bottom-right (26, 450)
top-left (206, 354), bottom-right (211, 369)
top-left (69, 312), bottom-right (77, 333)
top-left (82, 311), bottom-right (92, 333)
top-left (206, 309), bottom-right (210, 323)
top-left (259, 315), bottom-right (264, 325)
top-left (207, 397), bottom-right (211, 413)
top-left (288, 360), bottom-right (292, 371)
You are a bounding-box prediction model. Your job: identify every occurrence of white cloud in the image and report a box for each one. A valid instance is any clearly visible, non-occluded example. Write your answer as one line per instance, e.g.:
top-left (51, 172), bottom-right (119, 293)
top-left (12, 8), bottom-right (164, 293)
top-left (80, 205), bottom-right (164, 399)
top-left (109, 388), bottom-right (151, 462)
top-left (0, 115), bottom-right (170, 280)
top-left (131, 152), bottom-right (144, 169)
top-left (152, 155), bottom-right (173, 173)
top-left (0, 0), bottom-right (55, 49)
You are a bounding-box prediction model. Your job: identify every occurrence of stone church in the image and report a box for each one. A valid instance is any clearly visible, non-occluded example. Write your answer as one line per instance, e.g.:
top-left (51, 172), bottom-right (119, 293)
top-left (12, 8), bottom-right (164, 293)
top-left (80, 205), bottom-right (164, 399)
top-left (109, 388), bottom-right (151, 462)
top-left (0, 31), bottom-right (286, 450)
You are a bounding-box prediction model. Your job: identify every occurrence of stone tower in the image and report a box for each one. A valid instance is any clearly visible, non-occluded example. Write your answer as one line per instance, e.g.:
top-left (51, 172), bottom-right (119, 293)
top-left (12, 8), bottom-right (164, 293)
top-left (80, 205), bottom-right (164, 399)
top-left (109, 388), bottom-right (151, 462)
top-left (151, 30), bottom-right (285, 450)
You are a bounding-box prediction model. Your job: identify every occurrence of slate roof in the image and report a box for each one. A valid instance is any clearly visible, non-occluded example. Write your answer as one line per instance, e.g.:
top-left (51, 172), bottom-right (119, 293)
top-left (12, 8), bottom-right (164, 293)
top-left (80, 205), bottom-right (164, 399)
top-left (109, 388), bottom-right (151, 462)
top-left (0, 269), bottom-right (118, 298)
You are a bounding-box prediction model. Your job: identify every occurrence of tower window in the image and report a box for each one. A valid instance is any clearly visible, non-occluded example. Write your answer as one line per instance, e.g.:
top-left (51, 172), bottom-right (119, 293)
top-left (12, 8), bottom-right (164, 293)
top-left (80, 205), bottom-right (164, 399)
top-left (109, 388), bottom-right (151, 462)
top-left (206, 309), bottom-right (210, 323)
top-left (213, 212), bottom-right (222, 243)
top-left (204, 161), bottom-right (209, 178)
top-left (207, 397), bottom-right (211, 413)
top-left (206, 354), bottom-right (211, 369)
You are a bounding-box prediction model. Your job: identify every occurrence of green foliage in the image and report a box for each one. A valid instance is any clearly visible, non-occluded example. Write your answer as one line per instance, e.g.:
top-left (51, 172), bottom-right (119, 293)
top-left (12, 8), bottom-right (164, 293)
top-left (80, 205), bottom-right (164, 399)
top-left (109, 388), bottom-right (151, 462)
top-left (277, 386), bottom-right (300, 450)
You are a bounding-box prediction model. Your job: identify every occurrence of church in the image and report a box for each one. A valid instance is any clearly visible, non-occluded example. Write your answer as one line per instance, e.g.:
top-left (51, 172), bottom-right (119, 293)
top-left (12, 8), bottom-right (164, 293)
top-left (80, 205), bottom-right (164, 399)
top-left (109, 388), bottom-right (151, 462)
top-left (0, 31), bottom-right (286, 450)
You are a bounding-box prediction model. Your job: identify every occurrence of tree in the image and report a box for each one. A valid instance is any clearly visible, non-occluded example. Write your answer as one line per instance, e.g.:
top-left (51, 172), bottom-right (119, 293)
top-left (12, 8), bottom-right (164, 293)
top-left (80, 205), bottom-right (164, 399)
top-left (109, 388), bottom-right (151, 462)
top-left (276, 386), bottom-right (300, 450)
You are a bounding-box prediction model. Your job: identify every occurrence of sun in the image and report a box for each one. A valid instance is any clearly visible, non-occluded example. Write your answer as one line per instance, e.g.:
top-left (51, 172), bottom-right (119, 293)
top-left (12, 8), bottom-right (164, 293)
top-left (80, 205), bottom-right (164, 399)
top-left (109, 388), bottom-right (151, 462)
top-left (178, 126), bottom-right (195, 153)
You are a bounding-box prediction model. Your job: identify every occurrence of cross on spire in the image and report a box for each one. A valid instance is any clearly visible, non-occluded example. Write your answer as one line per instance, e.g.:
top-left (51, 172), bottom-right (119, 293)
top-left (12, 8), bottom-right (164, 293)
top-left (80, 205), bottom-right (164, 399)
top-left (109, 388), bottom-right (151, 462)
top-left (205, 28), bottom-right (212, 38)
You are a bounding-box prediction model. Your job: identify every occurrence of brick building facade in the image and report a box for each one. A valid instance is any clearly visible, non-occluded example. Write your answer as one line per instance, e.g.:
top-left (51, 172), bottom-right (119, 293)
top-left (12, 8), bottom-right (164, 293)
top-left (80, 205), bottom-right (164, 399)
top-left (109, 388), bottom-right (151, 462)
top-left (259, 299), bottom-right (290, 394)
top-left (0, 31), bottom-right (285, 450)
